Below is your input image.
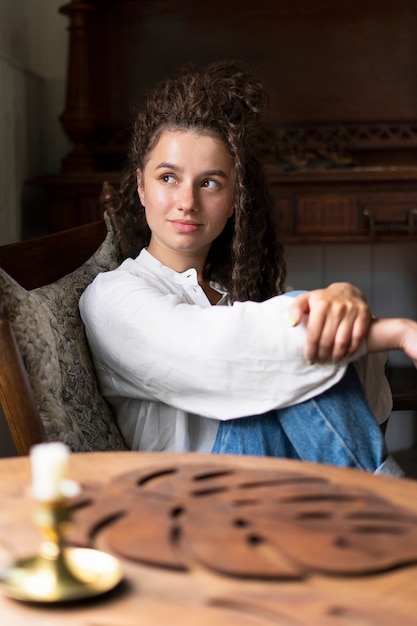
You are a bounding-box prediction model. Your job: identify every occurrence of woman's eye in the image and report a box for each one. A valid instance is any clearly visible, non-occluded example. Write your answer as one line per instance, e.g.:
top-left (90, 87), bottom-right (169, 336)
top-left (202, 179), bottom-right (219, 189)
top-left (161, 174), bottom-right (176, 183)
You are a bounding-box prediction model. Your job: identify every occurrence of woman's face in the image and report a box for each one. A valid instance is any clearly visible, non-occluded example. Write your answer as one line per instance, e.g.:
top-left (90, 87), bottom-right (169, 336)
top-left (137, 128), bottom-right (235, 269)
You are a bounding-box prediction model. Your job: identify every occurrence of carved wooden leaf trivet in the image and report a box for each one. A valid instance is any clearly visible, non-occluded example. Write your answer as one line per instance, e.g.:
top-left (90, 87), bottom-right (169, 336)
top-left (68, 462), bottom-right (417, 580)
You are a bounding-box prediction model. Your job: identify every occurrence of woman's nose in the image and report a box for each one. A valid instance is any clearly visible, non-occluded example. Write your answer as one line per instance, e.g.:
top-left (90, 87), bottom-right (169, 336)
top-left (178, 183), bottom-right (198, 211)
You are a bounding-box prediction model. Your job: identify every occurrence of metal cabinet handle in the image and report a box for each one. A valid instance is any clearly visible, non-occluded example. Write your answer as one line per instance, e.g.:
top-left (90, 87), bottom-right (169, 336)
top-left (363, 208), bottom-right (417, 236)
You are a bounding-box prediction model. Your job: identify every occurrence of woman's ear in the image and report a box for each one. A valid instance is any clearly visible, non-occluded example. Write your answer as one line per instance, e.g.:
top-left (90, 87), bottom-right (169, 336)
top-left (136, 168), bottom-right (145, 206)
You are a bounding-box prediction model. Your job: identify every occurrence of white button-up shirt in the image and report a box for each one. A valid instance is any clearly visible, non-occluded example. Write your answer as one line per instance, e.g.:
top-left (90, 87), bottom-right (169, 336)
top-left (79, 249), bottom-right (392, 452)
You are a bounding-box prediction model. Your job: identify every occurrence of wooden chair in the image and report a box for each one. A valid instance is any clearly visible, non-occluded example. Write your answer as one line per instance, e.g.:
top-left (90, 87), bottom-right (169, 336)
top-left (0, 183), bottom-right (129, 455)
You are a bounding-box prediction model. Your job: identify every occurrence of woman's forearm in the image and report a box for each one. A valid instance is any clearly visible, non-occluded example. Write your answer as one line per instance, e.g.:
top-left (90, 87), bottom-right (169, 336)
top-left (367, 318), bottom-right (417, 367)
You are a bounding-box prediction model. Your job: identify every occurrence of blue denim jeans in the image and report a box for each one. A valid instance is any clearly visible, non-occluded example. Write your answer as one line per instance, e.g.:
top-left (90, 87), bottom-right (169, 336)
top-left (212, 364), bottom-right (402, 476)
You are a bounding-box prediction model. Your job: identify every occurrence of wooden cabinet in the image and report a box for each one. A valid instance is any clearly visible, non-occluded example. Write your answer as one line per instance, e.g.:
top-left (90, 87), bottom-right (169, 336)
top-left (30, 0), bottom-right (417, 243)
top-left (267, 166), bottom-right (417, 242)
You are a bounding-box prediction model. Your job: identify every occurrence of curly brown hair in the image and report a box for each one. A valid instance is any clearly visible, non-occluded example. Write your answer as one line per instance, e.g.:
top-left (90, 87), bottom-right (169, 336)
top-left (116, 61), bottom-right (286, 302)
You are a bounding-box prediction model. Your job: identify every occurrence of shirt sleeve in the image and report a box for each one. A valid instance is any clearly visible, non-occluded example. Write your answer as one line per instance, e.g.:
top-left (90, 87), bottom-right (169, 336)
top-left (79, 268), bottom-right (373, 421)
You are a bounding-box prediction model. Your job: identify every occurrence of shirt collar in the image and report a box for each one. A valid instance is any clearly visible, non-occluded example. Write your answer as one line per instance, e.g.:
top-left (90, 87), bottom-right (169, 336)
top-left (136, 249), bottom-right (228, 302)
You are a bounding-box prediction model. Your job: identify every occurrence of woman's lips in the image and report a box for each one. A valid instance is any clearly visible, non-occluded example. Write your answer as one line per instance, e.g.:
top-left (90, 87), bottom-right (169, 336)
top-left (170, 220), bottom-right (201, 232)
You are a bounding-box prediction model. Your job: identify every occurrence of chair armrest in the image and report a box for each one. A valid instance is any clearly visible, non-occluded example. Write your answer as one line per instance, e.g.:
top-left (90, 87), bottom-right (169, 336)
top-left (0, 315), bottom-right (47, 455)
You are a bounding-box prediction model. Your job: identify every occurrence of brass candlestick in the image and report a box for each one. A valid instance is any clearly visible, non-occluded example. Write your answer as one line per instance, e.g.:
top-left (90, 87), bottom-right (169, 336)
top-left (0, 492), bottom-right (122, 603)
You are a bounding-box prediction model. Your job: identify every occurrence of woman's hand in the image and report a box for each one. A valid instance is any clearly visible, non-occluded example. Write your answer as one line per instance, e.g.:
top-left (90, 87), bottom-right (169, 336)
top-left (289, 283), bottom-right (371, 364)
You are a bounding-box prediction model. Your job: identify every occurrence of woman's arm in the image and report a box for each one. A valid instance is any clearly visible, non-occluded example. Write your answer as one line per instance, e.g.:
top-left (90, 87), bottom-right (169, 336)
top-left (80, 270), bottom-right (356, 419)
top-left (366, 317), bottom-right (417, 367)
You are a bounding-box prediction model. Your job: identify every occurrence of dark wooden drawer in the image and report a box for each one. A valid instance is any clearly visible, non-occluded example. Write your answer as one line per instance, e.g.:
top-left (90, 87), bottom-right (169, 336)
top-left (359, 193), bottom-right (417, 236)
top-left (295, 194), bottom-right (361, 236)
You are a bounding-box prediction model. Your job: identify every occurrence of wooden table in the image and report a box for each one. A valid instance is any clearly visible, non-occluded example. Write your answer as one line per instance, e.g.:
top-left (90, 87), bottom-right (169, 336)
top-left (1, 451), bottom-right (417, 625)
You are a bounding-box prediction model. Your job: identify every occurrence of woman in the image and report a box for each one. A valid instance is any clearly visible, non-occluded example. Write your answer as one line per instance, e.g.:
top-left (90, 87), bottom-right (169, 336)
top-left (80, 62), bottom-right (417, 474)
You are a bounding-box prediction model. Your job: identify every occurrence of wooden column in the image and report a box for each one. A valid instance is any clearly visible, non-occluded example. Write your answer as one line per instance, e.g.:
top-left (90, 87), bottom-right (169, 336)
top-left (59, 0), bottom-right (96, 172)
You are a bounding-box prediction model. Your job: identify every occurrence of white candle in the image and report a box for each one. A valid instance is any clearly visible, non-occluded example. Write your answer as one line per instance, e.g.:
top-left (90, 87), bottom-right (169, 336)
top-left (30, 442), bottom-right (70, 502)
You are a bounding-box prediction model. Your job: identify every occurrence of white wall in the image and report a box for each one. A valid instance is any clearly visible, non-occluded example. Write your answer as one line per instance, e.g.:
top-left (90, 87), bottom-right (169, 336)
top-left (0, 0), bottom-right (69, 245)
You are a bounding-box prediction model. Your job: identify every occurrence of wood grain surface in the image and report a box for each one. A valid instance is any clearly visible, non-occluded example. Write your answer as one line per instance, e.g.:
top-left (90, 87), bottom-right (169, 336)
top-left (0, 451), bottom-right (417, 625)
